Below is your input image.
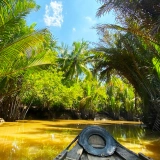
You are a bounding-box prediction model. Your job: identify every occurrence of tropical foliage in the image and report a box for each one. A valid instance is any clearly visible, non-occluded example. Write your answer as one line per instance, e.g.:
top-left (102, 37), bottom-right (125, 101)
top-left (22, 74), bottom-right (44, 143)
top-left (96, 0), bottom-right (160, 35)
top-left (1, 0), bottom-right (155, 132)
top-left (58, 41), bottom-right (92, 81)
top-left (105, 75), bottom-right (141, 120)
top-left (79, 78), bottom-right (107, 119)
top-left (21, 67), bottom-right (83, 110)
top-left (95, 0), bottom-right (160, 130)
top-left (0, 0), bottom-right (55, 121)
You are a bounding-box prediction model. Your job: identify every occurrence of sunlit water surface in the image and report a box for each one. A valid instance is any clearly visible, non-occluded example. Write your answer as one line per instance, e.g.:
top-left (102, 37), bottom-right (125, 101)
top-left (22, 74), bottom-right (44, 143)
top-left (0, 120), bottom-right (159, 160)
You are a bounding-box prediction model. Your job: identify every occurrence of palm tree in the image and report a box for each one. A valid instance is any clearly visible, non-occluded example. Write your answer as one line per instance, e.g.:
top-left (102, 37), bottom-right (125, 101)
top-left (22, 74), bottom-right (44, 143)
top-left (58, 41), bottom-right (92, 82)
top-left (0, 0), bottom-right (55, 121)
top-left (96, 0), bottom-right (160, 35)
top-left (94, 0), bottom-right (160, 130)
top-left (94, 30), bottom-right (160, 129)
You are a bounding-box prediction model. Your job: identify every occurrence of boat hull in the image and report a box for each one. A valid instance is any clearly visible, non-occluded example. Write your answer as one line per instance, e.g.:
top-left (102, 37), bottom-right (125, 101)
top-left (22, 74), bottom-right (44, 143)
top-left (54, 125), bottom-right (153, 160)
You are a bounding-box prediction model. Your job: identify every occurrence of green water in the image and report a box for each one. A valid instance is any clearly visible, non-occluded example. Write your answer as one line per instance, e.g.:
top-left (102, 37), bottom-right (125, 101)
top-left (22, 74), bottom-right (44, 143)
top-left (0, 120), bottom-right (159, 160)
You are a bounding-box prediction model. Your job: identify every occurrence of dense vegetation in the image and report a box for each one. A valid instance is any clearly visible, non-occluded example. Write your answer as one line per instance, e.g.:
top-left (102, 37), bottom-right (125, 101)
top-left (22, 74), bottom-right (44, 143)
top-left (95, 0), bottom-right (160, 131)
top-left (0, 0), bottom-right (160, 131)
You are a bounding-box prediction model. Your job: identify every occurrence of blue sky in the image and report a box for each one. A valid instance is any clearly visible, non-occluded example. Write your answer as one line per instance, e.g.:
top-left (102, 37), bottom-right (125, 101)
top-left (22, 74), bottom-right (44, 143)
top-left (26, 0), bottom-right (115, 47)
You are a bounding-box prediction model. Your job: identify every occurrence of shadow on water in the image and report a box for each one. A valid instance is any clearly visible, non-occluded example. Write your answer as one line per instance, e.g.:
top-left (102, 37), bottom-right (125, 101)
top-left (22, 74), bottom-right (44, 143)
top-left (0, 120), bottom-right (159, 160)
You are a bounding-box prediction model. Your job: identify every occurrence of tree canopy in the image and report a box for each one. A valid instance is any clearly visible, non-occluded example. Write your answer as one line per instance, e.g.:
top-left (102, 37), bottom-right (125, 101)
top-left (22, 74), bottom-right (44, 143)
top-left (94, 0), bottom-right (160, 130)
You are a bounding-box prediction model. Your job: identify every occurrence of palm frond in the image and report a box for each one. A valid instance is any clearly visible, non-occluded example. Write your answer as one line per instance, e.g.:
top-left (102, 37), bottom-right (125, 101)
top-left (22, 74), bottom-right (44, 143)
top-left (0, 29), bottom-right (52, 78)
top-left (0, 0), bottom-right (39, 48)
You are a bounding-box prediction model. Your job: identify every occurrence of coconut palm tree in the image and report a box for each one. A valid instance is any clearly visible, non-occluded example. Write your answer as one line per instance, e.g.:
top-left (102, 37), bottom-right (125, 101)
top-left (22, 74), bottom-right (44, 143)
top-left (58, 41), bottom-right (92, 82)
top-left (0, 0), bottom-right (55, 121)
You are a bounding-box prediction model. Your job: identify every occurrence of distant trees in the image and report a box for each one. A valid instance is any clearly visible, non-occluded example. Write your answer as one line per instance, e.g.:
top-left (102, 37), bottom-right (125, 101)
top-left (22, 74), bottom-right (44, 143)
top-left (58, 41), bottom-right (92, 81)
top-left (22, 40), bottom-right (109, 119)
top-left (21, 67), bottom-right (83, 111)
top-left (105, 75), bottom-right (141, 120)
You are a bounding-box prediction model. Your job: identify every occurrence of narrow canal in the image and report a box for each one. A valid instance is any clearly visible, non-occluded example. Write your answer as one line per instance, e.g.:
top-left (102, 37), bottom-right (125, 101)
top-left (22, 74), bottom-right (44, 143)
top-left (0, 120), bottom-right (159, 160)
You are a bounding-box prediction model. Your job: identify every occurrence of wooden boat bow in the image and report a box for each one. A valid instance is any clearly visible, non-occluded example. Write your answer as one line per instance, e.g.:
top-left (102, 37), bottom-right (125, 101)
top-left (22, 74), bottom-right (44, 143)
top-left (54, 125), bottom-right (153, 160)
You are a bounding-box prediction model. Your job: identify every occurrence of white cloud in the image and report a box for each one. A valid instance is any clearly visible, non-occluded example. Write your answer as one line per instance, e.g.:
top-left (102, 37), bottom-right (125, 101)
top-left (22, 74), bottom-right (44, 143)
top-left (44, 1), bottom-right (63, 27)
top-left (72, 27), bottom-right (76, 32)
top-left (85, 16), bottom-right (96, 24)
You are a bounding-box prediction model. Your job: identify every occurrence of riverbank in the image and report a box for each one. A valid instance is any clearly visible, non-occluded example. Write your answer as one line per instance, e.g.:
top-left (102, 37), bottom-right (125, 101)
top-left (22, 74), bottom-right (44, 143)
top-left (26, 107), bottom-right (141, 122)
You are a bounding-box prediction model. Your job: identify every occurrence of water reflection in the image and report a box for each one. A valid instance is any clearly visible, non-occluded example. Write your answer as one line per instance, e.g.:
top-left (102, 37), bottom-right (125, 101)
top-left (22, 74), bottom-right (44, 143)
top-left (107, 124), bottom-right (159, 159)
top-left (0, 120), bottom-right (159, 160)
